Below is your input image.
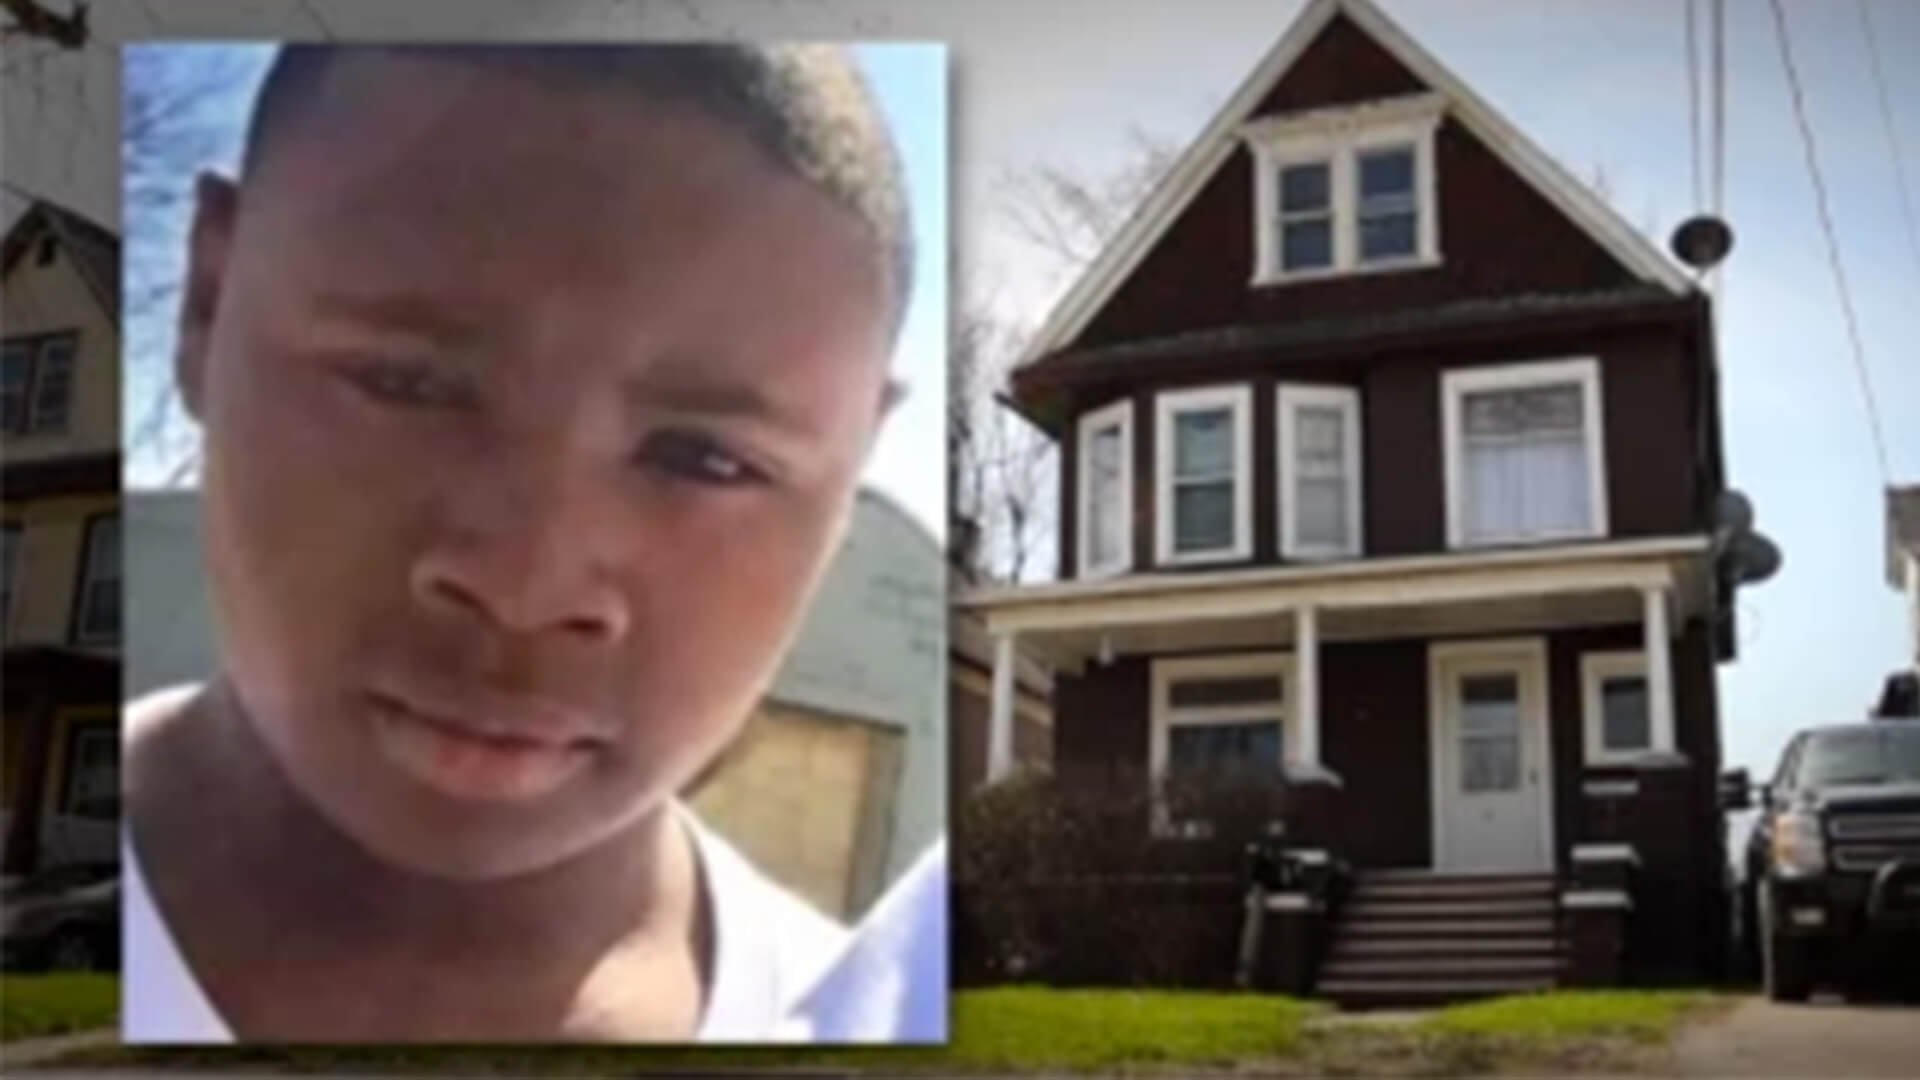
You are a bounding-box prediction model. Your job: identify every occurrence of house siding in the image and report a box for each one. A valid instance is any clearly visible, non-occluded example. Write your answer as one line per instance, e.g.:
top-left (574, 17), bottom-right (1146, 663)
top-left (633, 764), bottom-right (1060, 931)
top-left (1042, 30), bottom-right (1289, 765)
top-left (1319, 638), bottom-right (1431, 868)
top-left (1564, 619), bottom-right (1727, 982)
top-left (1, 222), bottom-right (121, 465)
top-left (1054, 622), bottom-right (1720, 885)
top-left (1055, 655), bottom-right (1151, 776)
top-left (1251, 12), bottom-right (1427, 115)
top-left (1073, 116), bottom-right (1639, 353)
top-left (1056, 325), bottom-right (1704, 578)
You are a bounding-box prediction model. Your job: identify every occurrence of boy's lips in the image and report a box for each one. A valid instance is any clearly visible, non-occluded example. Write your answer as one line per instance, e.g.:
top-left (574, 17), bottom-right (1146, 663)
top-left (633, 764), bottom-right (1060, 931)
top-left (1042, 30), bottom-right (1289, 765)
top-left (364, 683), bottom-right (611, 802)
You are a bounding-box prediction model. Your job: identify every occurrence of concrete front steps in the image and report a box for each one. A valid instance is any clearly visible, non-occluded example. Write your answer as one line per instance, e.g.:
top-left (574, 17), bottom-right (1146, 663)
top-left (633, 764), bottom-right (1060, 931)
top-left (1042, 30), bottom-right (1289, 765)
top-left (1317, 869), bottom-right (1563, 1008)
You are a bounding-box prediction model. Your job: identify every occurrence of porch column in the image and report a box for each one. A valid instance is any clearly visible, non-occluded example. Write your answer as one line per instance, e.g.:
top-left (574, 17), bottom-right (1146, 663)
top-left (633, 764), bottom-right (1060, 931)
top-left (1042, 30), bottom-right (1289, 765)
top-left (1295, 605), bottom-right (1320, 770)
top-left (987, 631), bottom-right (1017, 782)
top-left (1641, 586), bottom-right (1677, 755)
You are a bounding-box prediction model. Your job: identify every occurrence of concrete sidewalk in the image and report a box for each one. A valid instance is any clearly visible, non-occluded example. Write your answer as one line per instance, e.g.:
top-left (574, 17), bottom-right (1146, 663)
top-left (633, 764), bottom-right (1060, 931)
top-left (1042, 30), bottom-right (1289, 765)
top-left (2, 1027), bottom-right (118, 1070)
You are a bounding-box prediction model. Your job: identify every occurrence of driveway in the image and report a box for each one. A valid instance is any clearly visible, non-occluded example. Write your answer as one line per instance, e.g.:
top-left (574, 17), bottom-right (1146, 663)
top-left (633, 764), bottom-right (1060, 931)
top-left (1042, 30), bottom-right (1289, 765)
top-left (1669, 995), bottom-right (1920, 1077)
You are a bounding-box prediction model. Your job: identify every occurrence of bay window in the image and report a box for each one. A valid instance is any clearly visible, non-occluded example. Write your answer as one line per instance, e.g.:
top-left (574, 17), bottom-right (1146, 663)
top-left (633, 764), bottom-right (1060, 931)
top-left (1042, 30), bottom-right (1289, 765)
top-left (1076, 398), bottom-right (1134, 578)
top-left (1155, 385), bottom-right (1253, 564)
top-left (1277, 384), bottom-right (1362, 559)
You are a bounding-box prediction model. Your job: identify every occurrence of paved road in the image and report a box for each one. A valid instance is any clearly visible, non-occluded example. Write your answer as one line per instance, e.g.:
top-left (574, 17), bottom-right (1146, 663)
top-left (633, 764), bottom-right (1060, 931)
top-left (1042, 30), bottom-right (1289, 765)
top-left (1669, 995), bottom-right (1920, 1077)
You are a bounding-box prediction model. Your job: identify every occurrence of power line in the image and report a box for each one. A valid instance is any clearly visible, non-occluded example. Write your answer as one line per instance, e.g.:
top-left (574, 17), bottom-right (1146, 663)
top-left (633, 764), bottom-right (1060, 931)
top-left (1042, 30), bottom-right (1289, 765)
top-left (1710, 0), bottom-right (1726, 217)
top-left (290, 0), bottom-right (334, 39)
top-left (1684, 0), bottom-right (1704, 214)
top-left (1766, 0), bottom-right (1893, 487)
top-left (1857, 0), bottom-right (1920, 287)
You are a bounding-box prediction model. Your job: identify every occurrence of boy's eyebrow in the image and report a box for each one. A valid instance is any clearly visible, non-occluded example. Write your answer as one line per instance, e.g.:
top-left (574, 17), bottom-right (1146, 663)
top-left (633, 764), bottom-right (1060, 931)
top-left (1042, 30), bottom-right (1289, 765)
top-left (305, 291), bottom-right (487, 344)
top-left (624, 374), bottom-right (820, 439)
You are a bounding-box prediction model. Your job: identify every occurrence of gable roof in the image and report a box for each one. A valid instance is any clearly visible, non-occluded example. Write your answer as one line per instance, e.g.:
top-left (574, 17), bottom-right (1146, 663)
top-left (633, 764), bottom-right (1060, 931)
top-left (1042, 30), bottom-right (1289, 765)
top-left (2, 198), bottom-right (122, 324)
top-left (1018, 0), bottom-right (1695, 367)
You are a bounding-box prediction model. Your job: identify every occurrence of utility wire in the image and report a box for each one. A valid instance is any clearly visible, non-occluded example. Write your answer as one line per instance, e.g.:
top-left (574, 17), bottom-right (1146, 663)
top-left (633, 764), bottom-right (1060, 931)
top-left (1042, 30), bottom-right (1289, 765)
top-left (290, 0), bottom-right (334, 39)
top-left (1767, 0), bottom-right (1893, 487)
top-left (1685, 0), bottom-right (1705, 214)
top-left (1708, 0), bottom-right (1727, 307)
top-left (1711, 0), bottom-right (1726, 218)
top-left (1857, 0), bottom-right (1920, 288)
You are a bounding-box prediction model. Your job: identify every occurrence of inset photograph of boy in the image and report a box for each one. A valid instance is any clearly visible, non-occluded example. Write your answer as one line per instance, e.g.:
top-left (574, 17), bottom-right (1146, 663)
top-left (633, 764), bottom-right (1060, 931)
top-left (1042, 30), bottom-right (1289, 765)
top-left (117, 41), bottom-right (947, 1045)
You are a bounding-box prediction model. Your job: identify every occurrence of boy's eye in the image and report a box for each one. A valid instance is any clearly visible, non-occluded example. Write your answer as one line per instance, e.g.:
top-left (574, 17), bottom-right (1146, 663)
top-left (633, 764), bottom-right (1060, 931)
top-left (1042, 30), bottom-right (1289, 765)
top-left (336, 361), bottom-right (476, 410)
top-left (636, 430), bottom-right (768, 487)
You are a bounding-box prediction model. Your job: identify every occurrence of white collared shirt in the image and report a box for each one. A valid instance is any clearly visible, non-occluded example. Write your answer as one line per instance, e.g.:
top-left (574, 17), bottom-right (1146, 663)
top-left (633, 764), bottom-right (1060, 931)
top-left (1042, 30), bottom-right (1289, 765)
top-left (780, 837), bottom-right (949, 1043)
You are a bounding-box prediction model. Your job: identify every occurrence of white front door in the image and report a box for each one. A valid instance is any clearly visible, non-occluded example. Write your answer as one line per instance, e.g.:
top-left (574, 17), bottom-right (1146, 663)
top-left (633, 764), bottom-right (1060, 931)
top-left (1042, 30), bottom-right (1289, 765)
top-left (1430, 639), bottom-right (1553, 873)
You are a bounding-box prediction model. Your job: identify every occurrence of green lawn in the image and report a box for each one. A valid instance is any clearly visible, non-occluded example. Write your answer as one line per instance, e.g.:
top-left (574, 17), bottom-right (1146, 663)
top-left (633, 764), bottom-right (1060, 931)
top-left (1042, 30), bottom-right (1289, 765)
top-left (36, 984), bottom-right (1728, 1074)
top-left (929, 986), bottom-right (1317, 1070)
top-left (0, 973), bottom-right (119, 1044)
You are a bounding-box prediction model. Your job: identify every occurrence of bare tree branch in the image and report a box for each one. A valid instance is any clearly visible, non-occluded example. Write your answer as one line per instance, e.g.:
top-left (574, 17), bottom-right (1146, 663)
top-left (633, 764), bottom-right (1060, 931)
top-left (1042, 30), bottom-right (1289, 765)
top-left (951, 130), bottom-right (1180, 582)
top-left (119, 47), bottom-right (258, 486)
top-left (994, 124), bottom-right (1178, 276)
top-left (289, 0), bottom-right (333, 39)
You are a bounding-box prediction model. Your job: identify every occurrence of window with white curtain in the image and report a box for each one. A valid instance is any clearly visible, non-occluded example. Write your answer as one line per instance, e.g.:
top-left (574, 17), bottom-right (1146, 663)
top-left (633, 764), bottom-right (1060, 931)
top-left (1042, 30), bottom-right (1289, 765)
top-left (1278, 384), bottom-right (1363, 559)
top-left (1443, 358), bottom-right (1607, 548)
top-left (1076, 399), bottom-right (1133, 579)
top-left (1155, 385), bottom-right (1253, 564)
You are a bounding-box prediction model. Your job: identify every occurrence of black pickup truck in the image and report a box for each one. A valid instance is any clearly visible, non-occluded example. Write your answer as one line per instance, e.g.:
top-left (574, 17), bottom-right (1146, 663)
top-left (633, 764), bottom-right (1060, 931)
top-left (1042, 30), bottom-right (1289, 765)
top-left (1729, 720), bottom-right (1920, 1001)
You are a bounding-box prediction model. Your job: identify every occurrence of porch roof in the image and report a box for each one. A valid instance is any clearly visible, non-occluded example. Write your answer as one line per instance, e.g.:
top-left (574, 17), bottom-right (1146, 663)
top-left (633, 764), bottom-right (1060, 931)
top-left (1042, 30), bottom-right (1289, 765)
top-left (960, 535), bottom-right (1714, 670)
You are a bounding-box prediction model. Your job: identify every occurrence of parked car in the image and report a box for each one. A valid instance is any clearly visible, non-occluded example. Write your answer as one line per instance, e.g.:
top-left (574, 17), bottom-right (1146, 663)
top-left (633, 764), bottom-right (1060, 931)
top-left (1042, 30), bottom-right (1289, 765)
top-left (0, 861), bottom-right (120, 972)
top-left (1727, 719), bottom-right (1920, 1001)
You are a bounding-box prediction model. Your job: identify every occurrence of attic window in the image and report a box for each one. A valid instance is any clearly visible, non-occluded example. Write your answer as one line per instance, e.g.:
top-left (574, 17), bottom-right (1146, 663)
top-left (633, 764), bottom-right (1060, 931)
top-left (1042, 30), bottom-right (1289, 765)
top-left (1244, 93), bottom-right (1444, 284)
top-left (36, 234), bottom-right (57, 265)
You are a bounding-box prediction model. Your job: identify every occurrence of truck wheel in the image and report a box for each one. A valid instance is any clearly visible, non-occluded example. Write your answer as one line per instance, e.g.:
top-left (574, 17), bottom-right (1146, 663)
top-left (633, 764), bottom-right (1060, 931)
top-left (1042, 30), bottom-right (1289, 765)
top-left (1759, 890), bottom-right (1814, 1002)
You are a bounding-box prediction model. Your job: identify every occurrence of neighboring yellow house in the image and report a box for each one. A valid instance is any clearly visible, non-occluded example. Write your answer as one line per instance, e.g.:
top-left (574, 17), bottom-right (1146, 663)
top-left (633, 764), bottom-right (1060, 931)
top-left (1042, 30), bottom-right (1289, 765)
top-left (1, 199), bottom-right (121, 877)
top-left (1877, 485), bottom-right (1920, 719)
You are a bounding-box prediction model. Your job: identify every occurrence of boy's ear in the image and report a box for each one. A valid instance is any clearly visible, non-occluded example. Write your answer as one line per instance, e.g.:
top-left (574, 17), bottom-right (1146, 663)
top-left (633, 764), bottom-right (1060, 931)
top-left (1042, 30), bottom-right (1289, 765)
top-left (861, 377), bottom-right (906, 455)
top-left (878, 377), bottom-right (906, 420)
top-left (176, 172), bottom-right (239, 422)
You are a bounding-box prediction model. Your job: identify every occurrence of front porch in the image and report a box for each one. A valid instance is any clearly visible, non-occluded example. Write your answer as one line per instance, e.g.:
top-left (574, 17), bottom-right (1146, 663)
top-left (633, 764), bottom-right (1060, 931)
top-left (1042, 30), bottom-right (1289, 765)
top-left (959, 536), bottom-right (1725, 993)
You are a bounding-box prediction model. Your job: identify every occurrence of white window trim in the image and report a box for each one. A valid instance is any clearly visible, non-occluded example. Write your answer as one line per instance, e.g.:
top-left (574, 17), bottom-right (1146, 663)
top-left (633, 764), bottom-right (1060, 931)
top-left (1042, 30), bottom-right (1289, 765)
top-left (75, 514), bottom-right (117, 646)
top-left (1155, 384), bottom-right (1254, 566)
top-left (1150, 652), bottom-right (1294, 836)
top-left (1581, 649), bottom-right (1672, 765)
top-left (1076, 398), bottom-right (1134, 580)
top-left (1244, 94), bottom-right (1443, 286)
top-left (1277, 384), bottom-right (1364, 561)
top-left (1441, 356), bottom-right (1610, 550)
top-left (61, 720), bottom-right (118, 816)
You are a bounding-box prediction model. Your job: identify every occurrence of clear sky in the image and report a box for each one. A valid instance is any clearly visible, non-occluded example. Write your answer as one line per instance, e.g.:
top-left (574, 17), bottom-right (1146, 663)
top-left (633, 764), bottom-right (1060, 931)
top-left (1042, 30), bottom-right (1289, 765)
top-left (110, 41), bottom-right (947, 544)
top-left (4, 0), bottom-right (1916, 790)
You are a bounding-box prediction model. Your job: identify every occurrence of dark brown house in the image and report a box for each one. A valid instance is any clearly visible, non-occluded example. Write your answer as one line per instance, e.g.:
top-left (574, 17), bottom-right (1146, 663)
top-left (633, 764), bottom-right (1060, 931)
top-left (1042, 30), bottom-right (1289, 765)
top-left (962, 0), bottom-right (1754, 1004)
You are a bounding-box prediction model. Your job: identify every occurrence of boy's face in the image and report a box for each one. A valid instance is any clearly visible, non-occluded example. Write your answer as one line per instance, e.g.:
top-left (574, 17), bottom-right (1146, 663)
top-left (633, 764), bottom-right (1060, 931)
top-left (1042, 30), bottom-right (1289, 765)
top-left (177, 52), bottom-right (894, 879)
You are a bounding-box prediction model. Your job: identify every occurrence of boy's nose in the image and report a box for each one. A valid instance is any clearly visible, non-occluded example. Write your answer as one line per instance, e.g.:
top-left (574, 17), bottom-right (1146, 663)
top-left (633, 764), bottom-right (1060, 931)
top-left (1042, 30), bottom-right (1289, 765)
top-left (407, 457), bottom-right (631, 646)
